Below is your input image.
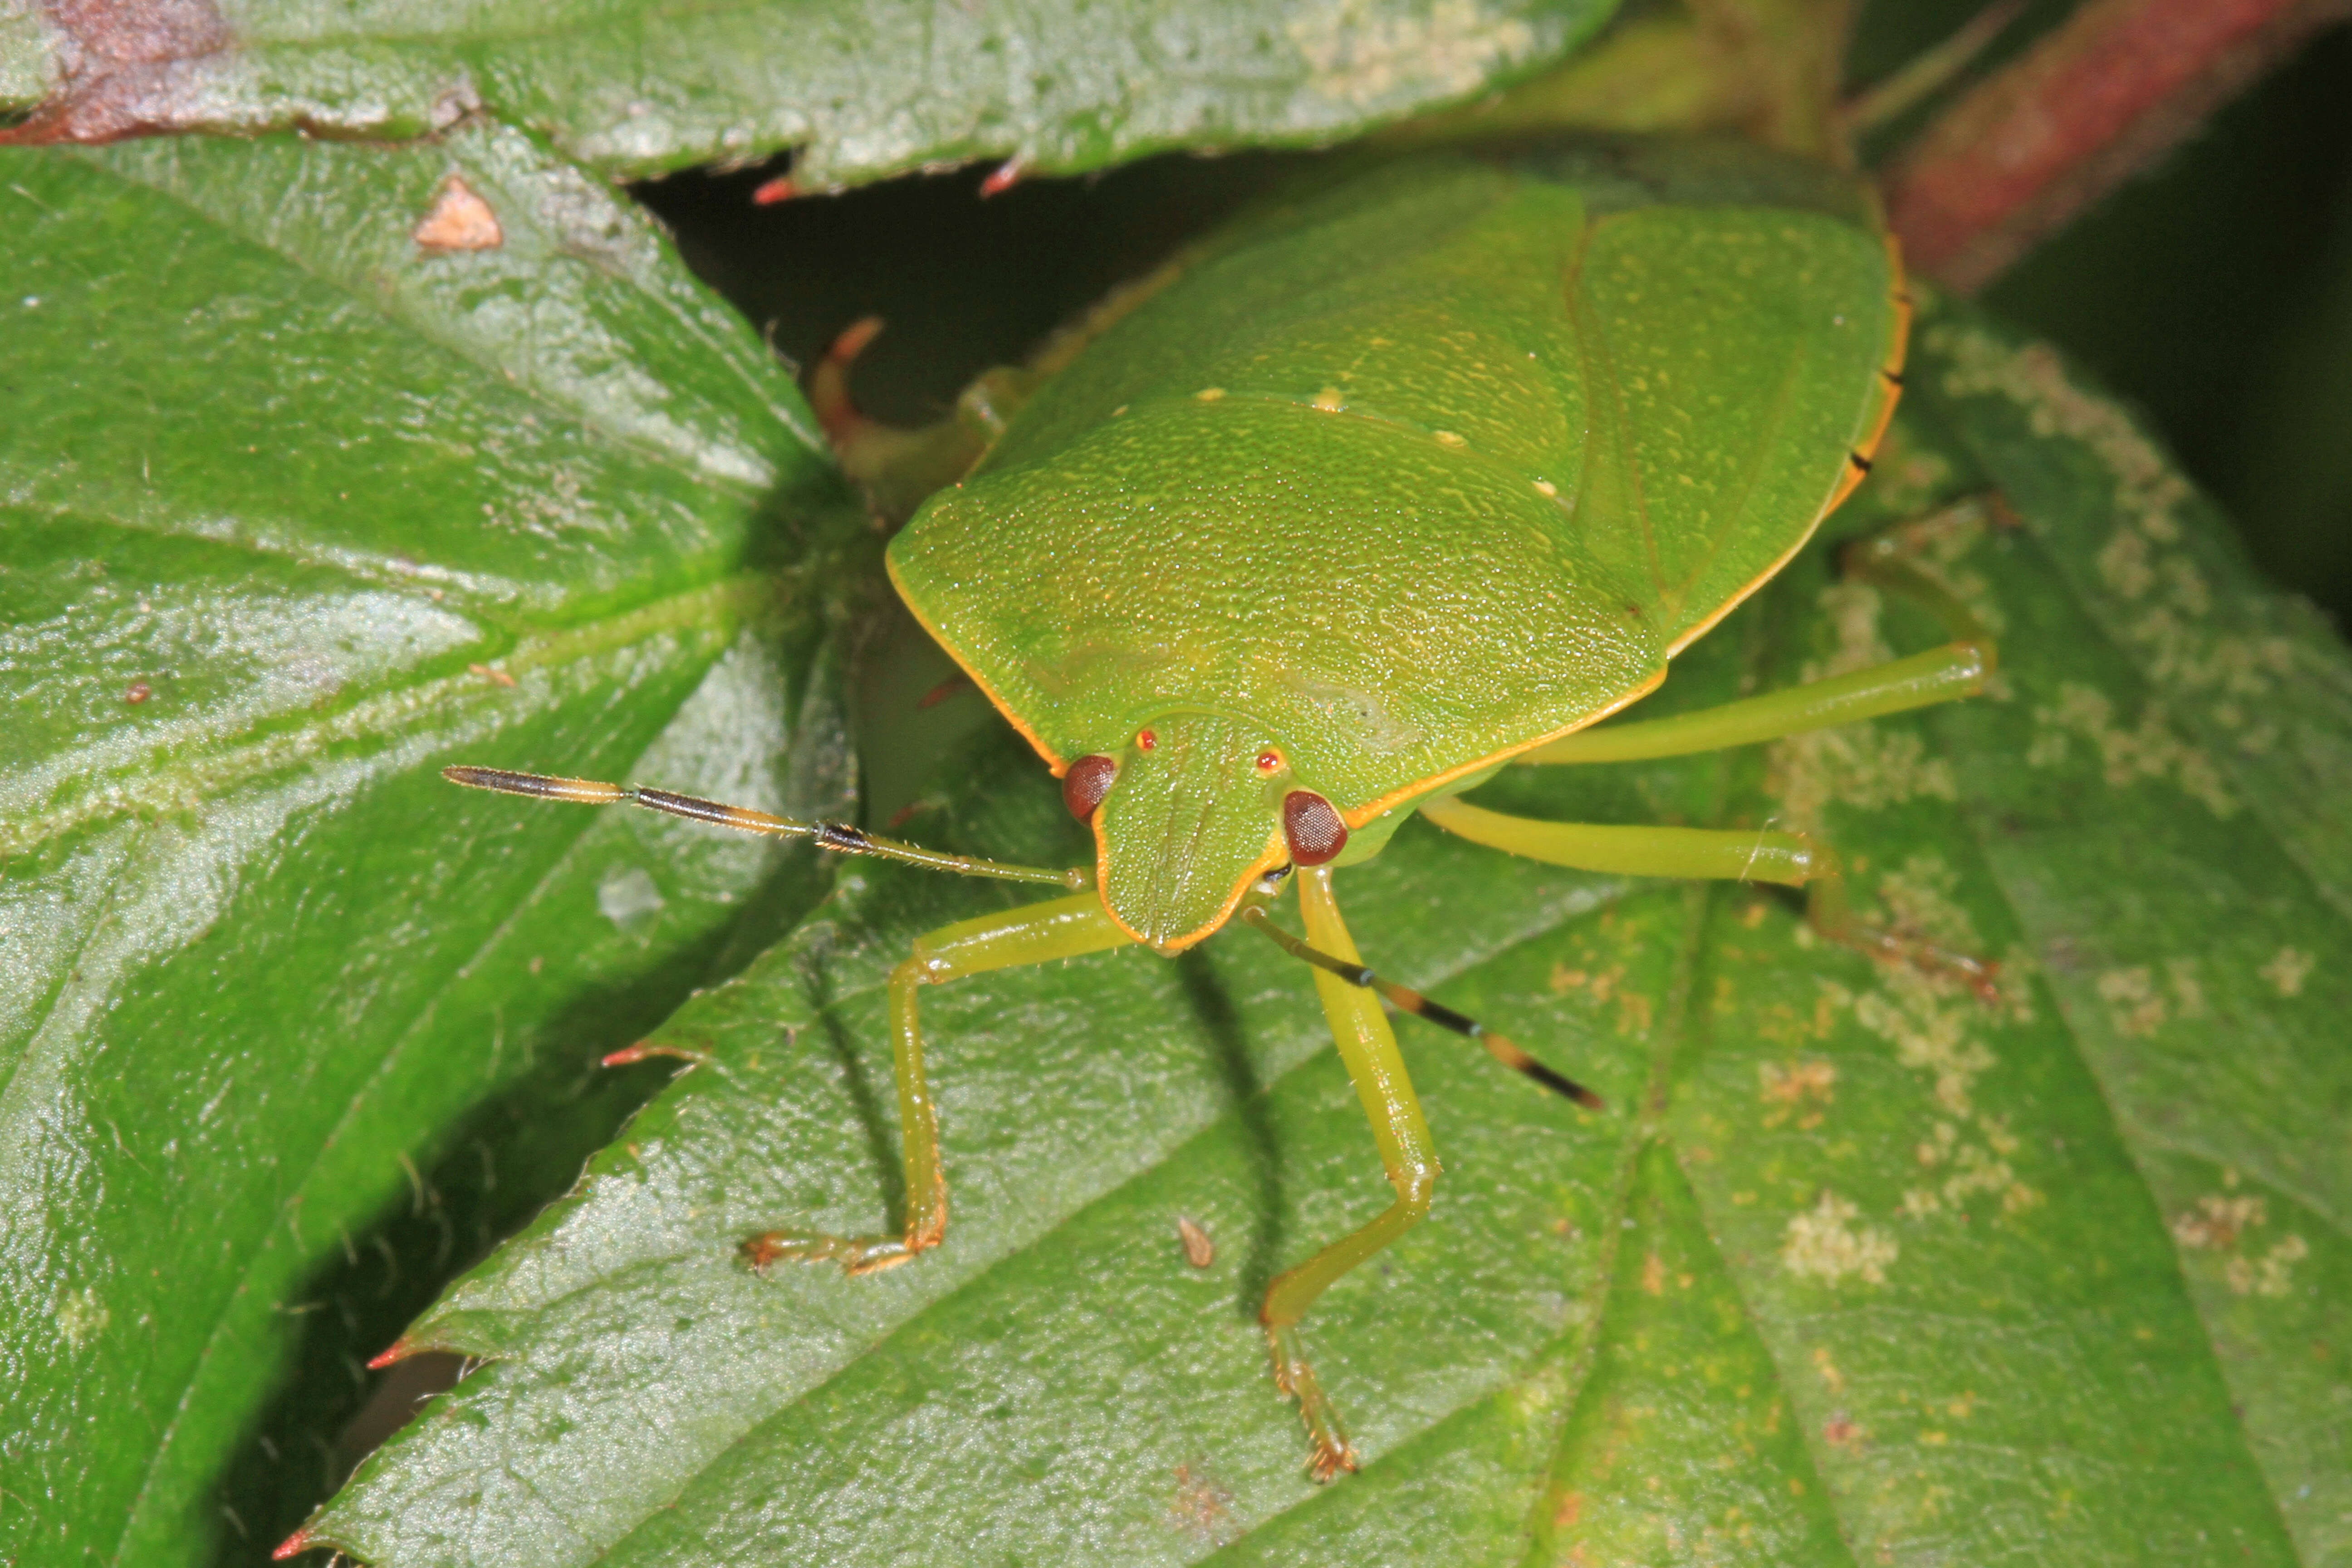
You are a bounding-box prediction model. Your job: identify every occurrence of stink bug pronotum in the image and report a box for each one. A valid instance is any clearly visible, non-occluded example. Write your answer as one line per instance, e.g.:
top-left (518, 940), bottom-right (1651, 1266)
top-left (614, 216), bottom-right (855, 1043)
top-left (447, 139), bottom-right (1999, 1481)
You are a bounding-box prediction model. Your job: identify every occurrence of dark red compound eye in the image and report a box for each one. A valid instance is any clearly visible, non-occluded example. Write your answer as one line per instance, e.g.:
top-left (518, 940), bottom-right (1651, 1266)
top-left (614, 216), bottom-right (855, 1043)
top-left (1062, 755), bottom-right (1118, 819)
top-left (1283, 790), bottom-right (1348, 866)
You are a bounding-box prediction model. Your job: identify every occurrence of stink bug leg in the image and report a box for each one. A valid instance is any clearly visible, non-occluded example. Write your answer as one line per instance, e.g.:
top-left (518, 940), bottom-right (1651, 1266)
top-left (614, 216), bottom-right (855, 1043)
top-left (746, 892), bottom-right (1132, 1273)
top-left (808, 317), bottom-right (1021, 525)
top-left (1440, 495), bottom-right (2014, 996)
top-left (438, 766), bottom-right (1108, 1269)
top-left (1258, 867), bottom-right (1438, 1482)
top-left (1419, 798), bottom-right (1996, 998)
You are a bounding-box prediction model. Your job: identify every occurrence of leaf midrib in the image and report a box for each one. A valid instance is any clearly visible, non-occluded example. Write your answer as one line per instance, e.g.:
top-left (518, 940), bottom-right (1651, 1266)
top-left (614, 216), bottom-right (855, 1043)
top-left (0, 574), bottom-right (761, 858)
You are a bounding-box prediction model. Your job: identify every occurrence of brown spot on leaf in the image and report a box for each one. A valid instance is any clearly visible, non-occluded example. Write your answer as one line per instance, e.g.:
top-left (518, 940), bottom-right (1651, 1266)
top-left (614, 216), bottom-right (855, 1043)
top-left (1822, 1412), bottom-right (1861, 1446)
top-left (0, 0), bottom-right (231, 147)
top-left (414, 176), bottom-right (503, 252)
top-left (123, 681), bottom-right (150, 704)
top-left (1169, 1461), bottom-right (1236, 1544)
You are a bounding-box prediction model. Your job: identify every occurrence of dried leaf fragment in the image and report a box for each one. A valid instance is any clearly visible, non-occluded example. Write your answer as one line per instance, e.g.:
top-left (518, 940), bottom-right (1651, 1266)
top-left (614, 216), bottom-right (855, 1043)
top-left (414, 176), bottom-right (502, 252)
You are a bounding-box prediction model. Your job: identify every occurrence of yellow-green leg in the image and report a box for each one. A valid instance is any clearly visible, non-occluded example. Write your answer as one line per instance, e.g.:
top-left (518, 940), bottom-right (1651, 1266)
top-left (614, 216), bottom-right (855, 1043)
top-left (1262, 866), bottom-right (1440, 1482)
top-left (744, 892), bottom-right (1132, 1274)
top-left (1513, 642), bottom-right (1990, 766)
top-left (1420, 794), bottom-right (1993, 992)
top-left (1519, 495), bottom-right (2002, 769)
top-left (1460, 500), bottom-right (2004, 992)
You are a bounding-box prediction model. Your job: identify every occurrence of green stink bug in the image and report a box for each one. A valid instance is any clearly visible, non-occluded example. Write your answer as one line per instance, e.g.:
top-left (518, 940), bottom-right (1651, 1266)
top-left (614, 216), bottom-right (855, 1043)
top-left (447, 138), bottom-right (1997, 1481)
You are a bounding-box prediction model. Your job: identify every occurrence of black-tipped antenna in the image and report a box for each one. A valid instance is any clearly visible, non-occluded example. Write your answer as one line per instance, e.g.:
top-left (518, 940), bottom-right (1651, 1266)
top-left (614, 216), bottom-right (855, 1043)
top-left (1238, 906), bottom-right (1603, 1111)
top-left (442, 766), bottom-right (1085, 889)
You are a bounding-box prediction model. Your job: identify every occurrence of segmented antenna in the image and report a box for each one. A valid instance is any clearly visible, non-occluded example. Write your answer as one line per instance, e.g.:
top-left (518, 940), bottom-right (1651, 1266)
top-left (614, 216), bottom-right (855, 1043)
top-left (443, 766), bottom-right (1085, 889)
top-left (1238, 906), bottom-right (1602, 1110)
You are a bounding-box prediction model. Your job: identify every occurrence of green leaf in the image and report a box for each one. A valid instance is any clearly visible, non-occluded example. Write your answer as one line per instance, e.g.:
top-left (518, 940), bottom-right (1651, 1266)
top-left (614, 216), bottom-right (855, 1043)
top-left (0, 127), bottom-right (860, 1564)
top-left (305, 295), bottom-right (2348, 1564)
top-left (0, 0), bottom-right (1619, 187)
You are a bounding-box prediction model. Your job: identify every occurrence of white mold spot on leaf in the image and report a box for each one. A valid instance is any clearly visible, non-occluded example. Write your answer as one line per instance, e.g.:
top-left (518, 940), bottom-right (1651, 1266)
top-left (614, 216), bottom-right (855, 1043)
top-left (2024, 682), bottom-right (2236, 816)
top-left (1873, 855), bottom-right (1982, 954)
top-left (1548, 952), bottom-right (1656, 1040)
top-left (1903, 1117), bottom-right (2040, 1220)
top-left (2259, 946), bottom-right (2313, 998)
top-left (2171, 1194), bottom-right (2311, 1298)
top-left (2234, 1235), bottom-right (2312, 1297)
top-left (596, 865), bottom-right (666, 928)
top-left (1933, 328), bottom-right (2190, 549)
top-left (56, 1287), bottom-right (108, 1352)
top-left (1759, 1058), bottom-right (1835, 1129)
top-left (1288, 0), bottom-right (1537, 105)
top-left (2095, 966), bottom-right (2166, 1038)
top-left (1930, 322), bottom-right (2303, 760)
top-left (1781, 1191), bottom-right (1897, 1286)
top-left (1852, 970), bottom-right (1994, 1117)
top-left (1811, 858), bottom-right (2042, 1221)
top-left (2093, 961), bottom-right (2208, 1039)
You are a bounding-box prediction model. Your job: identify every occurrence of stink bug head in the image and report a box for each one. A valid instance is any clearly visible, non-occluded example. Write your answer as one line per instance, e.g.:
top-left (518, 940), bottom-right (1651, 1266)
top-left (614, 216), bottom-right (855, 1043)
top-left (1088, 711), bottom-right (1291, 952)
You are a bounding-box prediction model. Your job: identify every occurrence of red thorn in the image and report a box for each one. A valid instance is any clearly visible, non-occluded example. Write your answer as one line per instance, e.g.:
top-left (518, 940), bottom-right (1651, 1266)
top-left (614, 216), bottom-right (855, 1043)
top-left (812, 317), bottom-right (888, 447)
top-left (916, 673), bottom-right (972, 709)
top-left (827, 315), bottom-right (886, 367)
top-left (751, 175), bottom-right (797, 205)
top-left (271, 1528), bottom-right (312, 1560)
top-left (977, 158), bottom-right (1024, 198)
top-left (603, 1041), bottom-right (709, 1068)
top-left (365, 1340), bottom-right (408, 1370)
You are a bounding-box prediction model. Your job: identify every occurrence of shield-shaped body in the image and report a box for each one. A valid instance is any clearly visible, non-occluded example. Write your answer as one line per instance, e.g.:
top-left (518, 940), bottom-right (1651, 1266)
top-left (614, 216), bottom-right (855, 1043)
top-left (888, 141), bottom-right (1905, 951)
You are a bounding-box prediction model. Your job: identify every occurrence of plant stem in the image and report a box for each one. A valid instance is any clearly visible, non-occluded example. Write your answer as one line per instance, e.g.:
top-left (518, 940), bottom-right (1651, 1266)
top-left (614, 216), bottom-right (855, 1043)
top-left (1881, 0), bottom-right (2352, 292)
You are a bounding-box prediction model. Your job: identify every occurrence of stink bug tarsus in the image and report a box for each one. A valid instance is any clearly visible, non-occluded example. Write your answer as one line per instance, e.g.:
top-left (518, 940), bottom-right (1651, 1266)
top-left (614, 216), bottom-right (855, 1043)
top-left (446, 141), bottom-right (2002, 1482)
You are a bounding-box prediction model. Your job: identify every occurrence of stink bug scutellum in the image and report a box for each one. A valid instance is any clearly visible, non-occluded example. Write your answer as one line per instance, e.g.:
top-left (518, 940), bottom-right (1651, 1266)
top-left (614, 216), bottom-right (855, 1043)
top-left (446, 140), bottom-right (1999, 1481)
